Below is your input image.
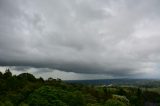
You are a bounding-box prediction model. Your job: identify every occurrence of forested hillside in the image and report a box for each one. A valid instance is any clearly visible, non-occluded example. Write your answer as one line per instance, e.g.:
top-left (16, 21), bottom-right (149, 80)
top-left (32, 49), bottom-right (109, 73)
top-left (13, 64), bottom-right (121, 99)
top-left (0, 69), bottom-right (160, 106)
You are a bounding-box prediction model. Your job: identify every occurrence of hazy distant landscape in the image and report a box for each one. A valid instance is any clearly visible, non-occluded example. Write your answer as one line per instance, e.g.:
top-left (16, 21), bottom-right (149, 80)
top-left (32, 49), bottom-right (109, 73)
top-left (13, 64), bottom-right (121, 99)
top-left (66, 79), bottom-right (160, 87)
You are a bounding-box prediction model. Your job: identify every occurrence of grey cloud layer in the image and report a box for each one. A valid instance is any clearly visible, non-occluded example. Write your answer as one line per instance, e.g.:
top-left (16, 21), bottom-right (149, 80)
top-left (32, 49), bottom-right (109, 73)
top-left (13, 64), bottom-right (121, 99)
top-left (0, 0), bottom-right (160, 77)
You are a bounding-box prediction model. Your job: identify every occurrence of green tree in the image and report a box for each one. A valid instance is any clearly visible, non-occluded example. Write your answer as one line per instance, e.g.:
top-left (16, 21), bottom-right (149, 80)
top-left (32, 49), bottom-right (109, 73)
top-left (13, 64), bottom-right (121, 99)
top-left (112, 95), bottom-right (129, 106)
top-left (17, 73), bottom-right (36, 82)
top-left (3, 69), bottom-right (12, 79)
top-left (117, 88), bottom-right (126, 96)
top-left (27, 86), bottom-right (67, 106)
top-left (19, 102), bottom-right (29, 106)
top-left (67, 91), bottom-right (86, 106)
top-left (0, 101), bottom-right (5, 106)
top-left (4, 101), bottom-right (14, 106)
top-left (0, 71), bottom-right (3, 79)
top-left (104, 99), bottom-right (127, 106)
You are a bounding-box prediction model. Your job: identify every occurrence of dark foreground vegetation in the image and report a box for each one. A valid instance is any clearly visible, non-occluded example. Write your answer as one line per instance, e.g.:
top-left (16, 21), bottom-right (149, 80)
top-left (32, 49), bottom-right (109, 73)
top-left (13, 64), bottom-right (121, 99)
top-left (0, 69), bottom-right (160, 106)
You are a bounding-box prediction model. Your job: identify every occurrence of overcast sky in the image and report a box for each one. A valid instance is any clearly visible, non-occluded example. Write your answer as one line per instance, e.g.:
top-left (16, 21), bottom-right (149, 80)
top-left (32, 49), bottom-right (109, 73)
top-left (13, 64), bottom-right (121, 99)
top-left (0, 0), bottom-right (160, 80)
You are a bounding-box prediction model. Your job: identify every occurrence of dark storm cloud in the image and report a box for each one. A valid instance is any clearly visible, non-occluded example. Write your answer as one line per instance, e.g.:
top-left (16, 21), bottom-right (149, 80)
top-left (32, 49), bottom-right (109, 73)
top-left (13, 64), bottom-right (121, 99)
top-left (0, 0), bottom-right (160, 78)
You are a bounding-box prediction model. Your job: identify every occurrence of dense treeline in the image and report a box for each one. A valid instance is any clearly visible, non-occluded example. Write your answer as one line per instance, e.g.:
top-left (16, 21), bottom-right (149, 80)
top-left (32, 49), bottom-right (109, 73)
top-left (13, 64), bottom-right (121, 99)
top-left (0, 69), bottom-right (160, 106)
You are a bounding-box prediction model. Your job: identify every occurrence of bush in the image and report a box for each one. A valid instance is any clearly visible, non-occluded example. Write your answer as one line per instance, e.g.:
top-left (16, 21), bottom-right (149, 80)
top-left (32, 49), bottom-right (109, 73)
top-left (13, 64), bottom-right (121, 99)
top-left (27, 86), bottom-right (86, 106)
top-left (105, 99), bottom-right (127, 106)
top-left (112, 95), bottom-right (129, 105)
top-left (4, 101), bottom-right (14, 106)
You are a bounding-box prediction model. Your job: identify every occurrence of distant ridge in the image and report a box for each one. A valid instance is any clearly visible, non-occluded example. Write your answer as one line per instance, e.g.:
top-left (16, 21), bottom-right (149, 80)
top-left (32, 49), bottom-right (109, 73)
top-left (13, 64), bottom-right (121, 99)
top-left (65, 79), bottom-right (160, 87)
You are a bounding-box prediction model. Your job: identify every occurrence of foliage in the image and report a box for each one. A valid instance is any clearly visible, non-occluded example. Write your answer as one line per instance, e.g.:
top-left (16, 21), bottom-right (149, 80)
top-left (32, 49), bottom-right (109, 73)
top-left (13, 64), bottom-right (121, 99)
top-left (0, 69), bottom-right (160, 106)
top-left (112, 95), bottom-right (129, 105)
top-left (104, 99), bottom-right (126, 106)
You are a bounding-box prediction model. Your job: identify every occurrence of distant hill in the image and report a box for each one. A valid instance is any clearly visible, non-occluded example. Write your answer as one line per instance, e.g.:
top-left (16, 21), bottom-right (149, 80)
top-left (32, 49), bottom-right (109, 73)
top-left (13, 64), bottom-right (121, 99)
top-left (65, 79), bottom-right (160, 87)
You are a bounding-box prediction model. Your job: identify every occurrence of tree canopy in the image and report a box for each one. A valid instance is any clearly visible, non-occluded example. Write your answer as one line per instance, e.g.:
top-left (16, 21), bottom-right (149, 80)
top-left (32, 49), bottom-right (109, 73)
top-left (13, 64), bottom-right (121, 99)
top-left (0, 69), bottom-right (159, 106)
